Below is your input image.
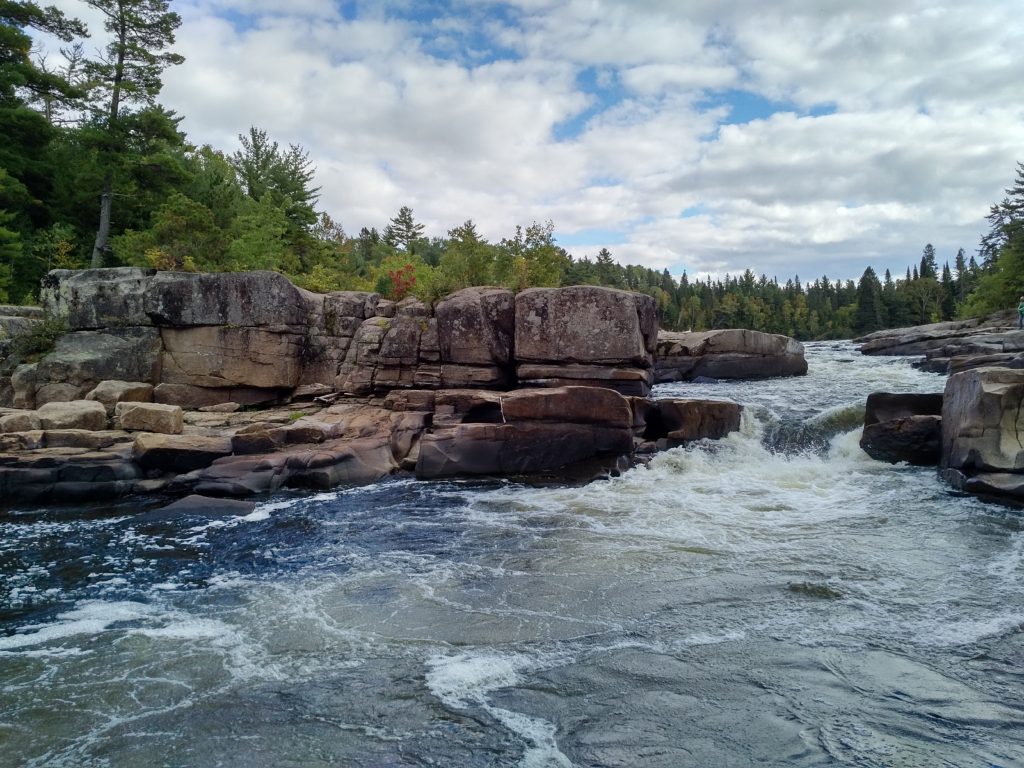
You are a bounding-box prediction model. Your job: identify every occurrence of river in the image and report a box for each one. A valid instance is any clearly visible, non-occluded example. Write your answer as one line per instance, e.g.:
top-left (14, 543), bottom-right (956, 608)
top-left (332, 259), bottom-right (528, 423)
top-left (1, 341), bottom-right (1022, 767)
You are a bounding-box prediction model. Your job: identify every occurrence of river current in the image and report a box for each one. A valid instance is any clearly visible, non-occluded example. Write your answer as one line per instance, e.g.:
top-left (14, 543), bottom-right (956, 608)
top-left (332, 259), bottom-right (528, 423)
top-left (1, 342), bottom-right (1022, 767)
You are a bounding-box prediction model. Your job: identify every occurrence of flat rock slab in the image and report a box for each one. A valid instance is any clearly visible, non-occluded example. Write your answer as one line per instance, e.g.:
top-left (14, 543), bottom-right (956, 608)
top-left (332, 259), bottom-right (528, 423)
top-left (144, 494), bottom-right (257, 520)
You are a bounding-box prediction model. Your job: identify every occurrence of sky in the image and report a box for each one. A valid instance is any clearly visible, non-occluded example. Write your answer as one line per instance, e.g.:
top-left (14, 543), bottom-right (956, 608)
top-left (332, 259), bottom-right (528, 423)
top-left (47, 0), bottom-right (1024, 282)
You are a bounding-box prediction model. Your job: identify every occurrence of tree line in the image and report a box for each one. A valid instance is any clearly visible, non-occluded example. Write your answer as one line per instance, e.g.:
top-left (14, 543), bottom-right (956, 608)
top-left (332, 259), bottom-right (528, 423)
top-left (2, 1), bottom-right (1022, 340)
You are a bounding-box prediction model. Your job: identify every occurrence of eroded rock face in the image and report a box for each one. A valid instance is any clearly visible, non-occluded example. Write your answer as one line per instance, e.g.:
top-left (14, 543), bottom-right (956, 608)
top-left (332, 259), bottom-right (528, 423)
top-left (160, 326), bottom-right (304, 390)
top-left (942, 367), bottom-right (1024, 473)
top-left (142, 270), bottom-right (307, 328)
top-left (435, 287), bottom-right (515, 366)
top-left (418, 386), bottom-right (664, 479)
top-left (655, 329), bottom-right (807, 382)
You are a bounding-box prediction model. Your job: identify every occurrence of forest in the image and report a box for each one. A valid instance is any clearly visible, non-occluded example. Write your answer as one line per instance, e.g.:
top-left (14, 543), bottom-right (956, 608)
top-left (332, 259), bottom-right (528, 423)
top-left (2, 1), bottom-right (1022, 340)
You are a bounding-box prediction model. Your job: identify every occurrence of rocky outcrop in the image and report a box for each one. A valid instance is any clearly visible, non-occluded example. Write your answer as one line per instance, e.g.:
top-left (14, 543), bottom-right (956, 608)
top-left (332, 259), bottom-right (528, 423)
top-left (941, 367), bottom-right (1024, 475)
top-left (514, 287), bottom-right (657, 396)
top-left (855, 312), bottom-right (1023, 374)
top-left (655, 329), bottom-right (807, 382)
top-left (0, 269), bottom-right (769, 506)
top-left (939, 366), bottom-right (1024, 506)
top-left (859, 392), bottom-right (944, 466)
top-left (0, 385), bottom-right (745, 504)
top-left (0, 304), bottom-right (43, 361)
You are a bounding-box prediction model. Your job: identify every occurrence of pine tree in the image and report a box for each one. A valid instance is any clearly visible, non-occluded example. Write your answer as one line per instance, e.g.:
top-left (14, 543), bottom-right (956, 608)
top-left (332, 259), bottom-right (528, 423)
top-left (919, 243), bottom-right (938, 280)
top-left (85, 0), bottom-right (184, 267)
top-left (383, 205), bottom-right (425, 253)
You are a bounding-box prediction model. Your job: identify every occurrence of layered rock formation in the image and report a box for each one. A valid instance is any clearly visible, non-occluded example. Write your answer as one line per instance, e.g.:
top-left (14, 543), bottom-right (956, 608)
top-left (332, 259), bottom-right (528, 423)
top-left (12, 270), bottom-right (660, 409)
top-left (655, 329), bottom-right (807, 382)
top-left (0, 268), bottom-right (753, 505)
top-left (0, 384), bottom-right (741, 503)
top-left (856, 312), bottom-right (1024, 374)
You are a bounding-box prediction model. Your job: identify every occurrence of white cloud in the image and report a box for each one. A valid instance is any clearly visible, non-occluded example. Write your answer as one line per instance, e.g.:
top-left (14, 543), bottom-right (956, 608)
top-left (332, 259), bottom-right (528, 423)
top-left (42, 0), bottom-right (1024, 281)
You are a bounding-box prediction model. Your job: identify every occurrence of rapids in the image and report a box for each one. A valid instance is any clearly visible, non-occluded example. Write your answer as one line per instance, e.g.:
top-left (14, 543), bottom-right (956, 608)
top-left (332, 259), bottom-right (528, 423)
top-left (1, 341), bottom-right (1022, 767)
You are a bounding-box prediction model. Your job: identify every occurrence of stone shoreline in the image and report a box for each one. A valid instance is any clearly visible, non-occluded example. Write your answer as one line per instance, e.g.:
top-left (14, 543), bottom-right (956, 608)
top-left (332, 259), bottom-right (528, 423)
top-left (1, 269), bottom-right (808, 508)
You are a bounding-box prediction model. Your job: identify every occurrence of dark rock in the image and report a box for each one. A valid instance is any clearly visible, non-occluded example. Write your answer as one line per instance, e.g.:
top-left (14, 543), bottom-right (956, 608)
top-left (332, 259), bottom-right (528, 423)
top-left (416, 422), bottom-right (633, 479)
top-left (144, 494), bottom-right (257, 520)
top-left (860, 415), bottom-right (942, 465)
top-left (142, 270), bottom-right (307, 327)
top-left (41, 267), bottom-right (156, 329)
top-left (863, 392), bottom-right (943, 426)
top-left (133, 433), bottom-right (233, 473)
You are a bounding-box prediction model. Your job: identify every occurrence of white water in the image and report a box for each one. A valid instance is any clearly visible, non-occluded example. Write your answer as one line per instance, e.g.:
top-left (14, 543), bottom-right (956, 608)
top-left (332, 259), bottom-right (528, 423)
top-left (1, 342), bottom-right (1022, 767)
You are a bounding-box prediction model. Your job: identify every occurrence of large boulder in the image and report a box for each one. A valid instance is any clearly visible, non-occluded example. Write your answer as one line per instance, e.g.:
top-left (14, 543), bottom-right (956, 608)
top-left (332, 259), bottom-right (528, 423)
top-left (31, 327), bottom-right (163, 405)
top-left (159, 326), bottom-right (303, 390)
top-left (40, 267), bottom-right (156, 329)
top-left (142, 270), bottom-right (307, 328)
top-left (649, 399), bottom-right (743, 445)
top-left (515, 286), bottom-right (656, 366)
top-left (655, 329), bottom-right (807, 382)
top-left (435, 287), bottom-right (515, 366)
top-left (863, 392), bottom-right (943, 426)
top-left (115, 402), bottom-right (183, 434)
top-left (36, 399), bottom-right (108, 431)
top-left (416, 422), bottom-right (633, 479)
top-left (85, 380), bottom-right (154, 414)
top-left (0, 410), bottom-right (40, 433)
top-left (861, 416), bottom-right (942, 465)
top-left (416, 386), bottom-right (636, 479)
top-left (942, 367), bottom-right (1024, 473)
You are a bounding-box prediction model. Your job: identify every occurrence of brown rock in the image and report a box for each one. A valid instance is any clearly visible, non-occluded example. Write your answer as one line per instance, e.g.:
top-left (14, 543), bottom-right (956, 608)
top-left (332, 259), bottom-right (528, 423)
top-left (499, 386), bottom-right (633, 429)
top-left (86, 380), bottom-right (154, 414)
top-left (648, 399), bottom-right (743, 444)
top-left (153, 383), bottom-right (281, 409)
top-left (416, 422), bottom-right (633, 479)
top-left (115, 402), bottom-right (184, 434)
top-left (160, 326), bottom-right (304, 390)
top-left (861, 415), bottom-right (942, 465)
top-left (0, 410), bottom-right (40, 433)
top-left (133, 433), bottom-right (233, 473)
top-left (435, 287), bottom-right (515, 366)
top-left (37, 400), bottom-right (108, 431)
top-left (942, 367), bottom-right (1024, 473)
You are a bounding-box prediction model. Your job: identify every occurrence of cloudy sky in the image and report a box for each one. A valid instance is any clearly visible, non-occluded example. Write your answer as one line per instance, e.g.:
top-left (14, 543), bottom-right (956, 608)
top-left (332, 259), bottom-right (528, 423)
top-left (52, 0), bottom-right (1024, 281)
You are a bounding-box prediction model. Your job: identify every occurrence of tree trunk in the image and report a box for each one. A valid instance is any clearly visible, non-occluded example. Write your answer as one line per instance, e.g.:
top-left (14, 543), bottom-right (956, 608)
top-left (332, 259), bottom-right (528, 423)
top-left (90, 174), bottom-right (114, 268)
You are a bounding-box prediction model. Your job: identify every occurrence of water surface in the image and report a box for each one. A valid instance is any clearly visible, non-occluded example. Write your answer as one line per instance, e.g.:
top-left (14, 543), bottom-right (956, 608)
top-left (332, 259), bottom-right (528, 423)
top-left (1, 342), bottom-right (1022, 767)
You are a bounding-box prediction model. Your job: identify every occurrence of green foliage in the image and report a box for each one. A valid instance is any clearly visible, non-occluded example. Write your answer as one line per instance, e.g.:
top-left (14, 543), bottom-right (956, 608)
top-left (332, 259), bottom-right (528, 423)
top-left (9, 314), bottom-right (66, 362)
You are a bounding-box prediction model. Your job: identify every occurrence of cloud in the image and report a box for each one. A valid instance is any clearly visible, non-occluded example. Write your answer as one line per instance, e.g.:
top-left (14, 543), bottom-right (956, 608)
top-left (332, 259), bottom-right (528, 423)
top-left (41, 0), bottom-right (1024, 281)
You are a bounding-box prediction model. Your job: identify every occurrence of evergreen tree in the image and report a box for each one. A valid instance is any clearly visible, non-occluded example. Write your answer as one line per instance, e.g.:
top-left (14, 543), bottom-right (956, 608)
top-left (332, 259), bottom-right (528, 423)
top-left (854, 266), bottom-right (883, 334)
top-left (919, 243), bottom-right (938, 280)
top-left (383, 205), bottom-right (425, 253)
top-left (84, 0), bottom-right (184, 267)
top-left (230, 127), bottom-right (319, 231)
